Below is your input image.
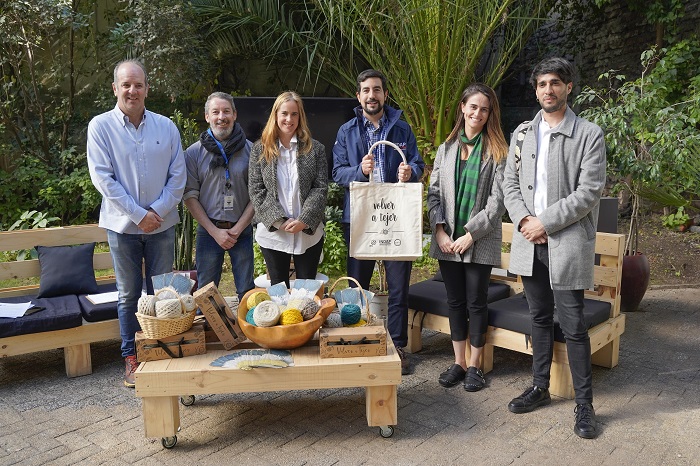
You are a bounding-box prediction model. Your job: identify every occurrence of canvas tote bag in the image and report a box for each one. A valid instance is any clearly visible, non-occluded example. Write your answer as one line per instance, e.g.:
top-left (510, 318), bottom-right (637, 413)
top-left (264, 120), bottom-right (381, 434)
top-left (349, 140), bottom-right (423, 261)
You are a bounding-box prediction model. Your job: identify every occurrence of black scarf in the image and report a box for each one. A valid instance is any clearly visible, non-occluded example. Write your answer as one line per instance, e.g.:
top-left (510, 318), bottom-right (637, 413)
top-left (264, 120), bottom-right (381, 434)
top-left (202, 122), bottom-right (247, 170)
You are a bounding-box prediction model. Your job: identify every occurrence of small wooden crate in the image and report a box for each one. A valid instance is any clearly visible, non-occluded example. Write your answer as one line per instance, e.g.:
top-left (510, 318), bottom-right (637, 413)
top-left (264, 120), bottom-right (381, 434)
top-left (319, 326), bottom-right (387, 358)
top-left (193, 282), bottom-right (246, 350)
top-left (136, 324), bottom-right (206, 362)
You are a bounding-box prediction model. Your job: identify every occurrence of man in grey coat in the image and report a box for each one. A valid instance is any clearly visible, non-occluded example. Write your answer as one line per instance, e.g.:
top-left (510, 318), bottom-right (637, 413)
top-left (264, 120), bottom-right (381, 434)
top-left (502, 57), bottom-right (606, 439)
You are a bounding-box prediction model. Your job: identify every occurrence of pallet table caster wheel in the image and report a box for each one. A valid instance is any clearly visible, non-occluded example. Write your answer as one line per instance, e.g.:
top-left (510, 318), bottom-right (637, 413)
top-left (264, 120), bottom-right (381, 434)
top-left (180, 395), bottom-right (195, 406)
top-left (162, 436), bottom-right (177, 449)
top-left (379, 426), bottom-right (394, 438)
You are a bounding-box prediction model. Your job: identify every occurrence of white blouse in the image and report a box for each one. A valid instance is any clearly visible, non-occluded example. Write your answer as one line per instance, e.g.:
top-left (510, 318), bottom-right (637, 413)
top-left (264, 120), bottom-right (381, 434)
top-left (255, 136), bottom-right (324, 254)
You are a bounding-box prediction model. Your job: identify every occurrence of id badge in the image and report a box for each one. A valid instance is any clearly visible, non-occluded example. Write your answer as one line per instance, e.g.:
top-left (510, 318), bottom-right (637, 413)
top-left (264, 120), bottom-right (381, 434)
top-left (223, 195), bottom-right (234, 211)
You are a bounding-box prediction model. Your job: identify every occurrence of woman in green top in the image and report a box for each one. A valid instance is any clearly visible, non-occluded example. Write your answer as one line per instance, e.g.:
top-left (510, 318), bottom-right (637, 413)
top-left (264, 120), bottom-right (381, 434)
top-left (427, 83), bottom-right (509, 391)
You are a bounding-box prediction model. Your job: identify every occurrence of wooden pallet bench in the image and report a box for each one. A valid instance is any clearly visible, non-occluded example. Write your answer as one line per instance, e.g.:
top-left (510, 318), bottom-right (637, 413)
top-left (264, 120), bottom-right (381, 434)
top-left (0, 224), bottom-right (121, 377)
top-left (407, 222), bottom-right (626, 399)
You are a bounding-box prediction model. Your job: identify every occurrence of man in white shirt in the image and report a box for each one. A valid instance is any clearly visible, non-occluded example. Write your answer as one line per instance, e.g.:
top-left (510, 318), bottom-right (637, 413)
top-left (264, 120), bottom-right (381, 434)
top-left (502, 57), bottom-right (606, 439)
top-left (87, 59), bottom-right (186, 387)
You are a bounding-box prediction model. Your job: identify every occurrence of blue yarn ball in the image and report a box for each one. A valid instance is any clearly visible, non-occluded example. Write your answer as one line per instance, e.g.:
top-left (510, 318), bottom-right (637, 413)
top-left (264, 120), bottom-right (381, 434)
top-left (246, 307), bottom-right (257, 326)
top-left (340, 303), bottom-right (362, 325)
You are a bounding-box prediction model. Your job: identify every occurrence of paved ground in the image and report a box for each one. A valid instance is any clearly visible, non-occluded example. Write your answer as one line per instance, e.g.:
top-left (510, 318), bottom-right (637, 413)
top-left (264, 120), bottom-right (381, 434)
top-left (1, 287), bottom-right (699, 466)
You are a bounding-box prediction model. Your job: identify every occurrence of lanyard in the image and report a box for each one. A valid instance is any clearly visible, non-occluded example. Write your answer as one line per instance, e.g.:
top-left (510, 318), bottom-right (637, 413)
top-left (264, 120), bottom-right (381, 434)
top-left (208, 128), bottom-right (231, 188)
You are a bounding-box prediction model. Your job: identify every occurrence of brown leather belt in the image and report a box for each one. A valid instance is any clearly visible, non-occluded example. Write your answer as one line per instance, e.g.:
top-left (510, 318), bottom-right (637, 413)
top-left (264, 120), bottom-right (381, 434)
top-left (211, 219), bottom-right (235, 229)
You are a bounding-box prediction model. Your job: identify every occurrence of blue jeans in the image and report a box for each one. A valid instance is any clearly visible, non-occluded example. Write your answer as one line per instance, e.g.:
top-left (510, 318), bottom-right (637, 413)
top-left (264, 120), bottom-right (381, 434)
top-left (195, 224), bottom-right (254, 300)
top-left (107, 227), bottom-right (176, 358)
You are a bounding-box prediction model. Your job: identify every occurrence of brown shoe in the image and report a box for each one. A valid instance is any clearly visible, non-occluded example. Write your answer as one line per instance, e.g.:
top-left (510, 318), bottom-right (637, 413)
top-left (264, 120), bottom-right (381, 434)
top-left (124, 355), bottom-right (138, 388)
top-left (396, 347), bottom-right (413, 375)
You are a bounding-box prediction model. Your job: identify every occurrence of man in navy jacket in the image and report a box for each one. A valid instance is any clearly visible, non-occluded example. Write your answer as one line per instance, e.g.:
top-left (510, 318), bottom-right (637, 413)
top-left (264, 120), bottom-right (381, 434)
top-left (332, 69), bottom-right (425, 374)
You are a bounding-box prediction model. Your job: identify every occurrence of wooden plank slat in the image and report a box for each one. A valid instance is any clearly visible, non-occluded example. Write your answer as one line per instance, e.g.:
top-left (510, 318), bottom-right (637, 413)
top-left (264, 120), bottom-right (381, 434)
top-left (0, 224), bottom-right (107, 251)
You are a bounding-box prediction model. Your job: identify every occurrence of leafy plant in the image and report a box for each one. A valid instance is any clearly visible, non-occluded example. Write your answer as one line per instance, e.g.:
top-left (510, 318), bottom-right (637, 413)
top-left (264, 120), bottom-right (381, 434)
top-left (319, 220), bottom-right (347, 276)
top-left (193, 0), bottom-right (555, 163)
top-left (8, 211), bottom-right (60, 260)
top-left (252, 239), bottom-right (267, 278)
top-left (575, 40), bottom-right (700, 255)
top-left (661, 207), bottom-right (690, 230)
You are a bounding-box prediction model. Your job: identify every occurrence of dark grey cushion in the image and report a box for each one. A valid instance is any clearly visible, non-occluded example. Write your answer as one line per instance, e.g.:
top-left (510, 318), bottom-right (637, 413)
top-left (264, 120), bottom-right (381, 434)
top-left (78, 282), bottom-right (118, 322)
top-left (0, 293), bottom-right (82, 338)
top-left (408, 279), bottom-right (512, 318)
top-left (36, 243), bottom-right (99, 298)
top-left (488, 294), bottom-right (612, 343)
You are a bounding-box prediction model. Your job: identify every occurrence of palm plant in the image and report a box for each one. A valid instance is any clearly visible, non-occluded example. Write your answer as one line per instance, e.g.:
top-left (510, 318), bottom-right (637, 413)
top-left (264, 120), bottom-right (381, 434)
top-left (192, 0), bottom-right (555, 163)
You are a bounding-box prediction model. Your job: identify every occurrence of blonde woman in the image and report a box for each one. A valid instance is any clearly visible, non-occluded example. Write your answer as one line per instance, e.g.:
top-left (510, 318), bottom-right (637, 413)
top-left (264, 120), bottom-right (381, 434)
top-left (248, 91), bottom-right (328, 287)
top-left (427, 83), bottom-right (508, 391)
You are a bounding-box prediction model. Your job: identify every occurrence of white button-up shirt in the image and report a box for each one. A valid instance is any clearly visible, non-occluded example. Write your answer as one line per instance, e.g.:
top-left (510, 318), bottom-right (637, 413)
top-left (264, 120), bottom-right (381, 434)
top-left (87, 105), bottom-right (186, 234)
top-left (534, 119), bottom-right (556, 217)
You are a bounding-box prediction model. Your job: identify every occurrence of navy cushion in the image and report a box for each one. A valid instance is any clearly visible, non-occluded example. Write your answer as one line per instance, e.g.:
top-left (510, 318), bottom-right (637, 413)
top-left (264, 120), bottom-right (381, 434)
top-left (408, 279), bottom-right (512, 318)
top-left (0, 294), bottom-right (82, 338)
top-left (36, 243), bottom-right (99, 298)
top-left (78, 282), bottom-right (119, 322)
top-left (488, 294), bottom-right (611, 343)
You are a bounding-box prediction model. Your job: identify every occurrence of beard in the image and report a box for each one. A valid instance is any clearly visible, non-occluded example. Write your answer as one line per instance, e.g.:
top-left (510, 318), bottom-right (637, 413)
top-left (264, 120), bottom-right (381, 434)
top-left (210, 123), bottom-right (233, 141)
top-left (541, 97), bottom-right (567, 114)
top-left (362, 100), bottom-right (384, 116)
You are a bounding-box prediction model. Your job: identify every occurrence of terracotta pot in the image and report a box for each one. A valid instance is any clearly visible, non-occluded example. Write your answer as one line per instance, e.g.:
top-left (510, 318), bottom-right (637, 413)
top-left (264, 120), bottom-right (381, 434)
top-left (620, 252), bottom-right (650, 312)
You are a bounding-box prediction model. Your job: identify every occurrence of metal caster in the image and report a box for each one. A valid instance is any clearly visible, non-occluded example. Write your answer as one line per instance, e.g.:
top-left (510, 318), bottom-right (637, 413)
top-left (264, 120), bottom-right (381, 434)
top-left (379, 425), bottom-right (394, 438)
top-left (161, 435), bottom-right (177, 449)
top-left (180, 395), bottom-right (195, 406)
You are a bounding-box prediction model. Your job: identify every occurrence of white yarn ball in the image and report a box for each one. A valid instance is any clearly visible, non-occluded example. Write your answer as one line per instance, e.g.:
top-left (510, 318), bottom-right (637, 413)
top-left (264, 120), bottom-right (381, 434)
top-left (137, 295), bottom-right (158, 316)
top-left (253, 300), bottom-right (281, 327)
top-left (180, 294), bottom-right (196, 312)
top-left (155, 298), bottom-right (183, 319)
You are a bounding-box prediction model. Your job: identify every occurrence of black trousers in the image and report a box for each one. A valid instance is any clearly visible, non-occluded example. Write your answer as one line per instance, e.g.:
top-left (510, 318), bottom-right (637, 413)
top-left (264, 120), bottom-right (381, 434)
top-left (438, 260), bottom-right (492, 347)
top-left (521, 244), bottom-right (593, 404)
top-left (259, 236), bottom-right (324, 288)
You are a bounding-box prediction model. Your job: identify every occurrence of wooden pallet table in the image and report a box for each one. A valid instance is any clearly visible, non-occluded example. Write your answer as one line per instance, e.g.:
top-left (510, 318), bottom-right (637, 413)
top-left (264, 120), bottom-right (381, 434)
top-left (135, 335), bottom-right (402, 448)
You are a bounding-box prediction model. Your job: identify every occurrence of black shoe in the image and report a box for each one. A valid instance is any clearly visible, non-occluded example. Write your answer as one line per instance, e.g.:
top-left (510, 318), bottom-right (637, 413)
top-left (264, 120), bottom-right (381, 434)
top-left (396, 347), bottom-right (413, 375)
top-left (574, 403), bottom-right (597, 439)
top-left (463, 366), bottom-right (485, 392)
top-left (438, 364), bottom-right (466, 387)
top-left (508, 386), bottom-right (551, 414)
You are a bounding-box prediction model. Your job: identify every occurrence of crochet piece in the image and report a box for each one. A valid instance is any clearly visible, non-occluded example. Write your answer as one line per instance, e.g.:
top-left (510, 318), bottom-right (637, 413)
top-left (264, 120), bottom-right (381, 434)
top-left (210, 349), bottom-right (294, 370)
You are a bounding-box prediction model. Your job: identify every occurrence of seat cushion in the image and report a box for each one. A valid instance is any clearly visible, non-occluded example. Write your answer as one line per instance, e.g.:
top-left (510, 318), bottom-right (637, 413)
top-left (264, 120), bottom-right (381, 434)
top-left (36, 243), bottom-right (99, 298)
top-left (78, 282), bottom-right (119, 322)
top-left (0, 294), bottom-right (82, 338)
top-left (408, 279), bottom-right (512, 318)
top-left (487, 294), bottom-right (612, 343)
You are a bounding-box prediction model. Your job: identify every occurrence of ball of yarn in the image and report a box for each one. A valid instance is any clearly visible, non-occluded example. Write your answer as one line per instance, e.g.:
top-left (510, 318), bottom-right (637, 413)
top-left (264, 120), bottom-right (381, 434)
top-left (137, 295), bottom-right (158, 316)
top-left (340, 303), bottom-right (362, 325)
top-left (155, 286), bottom-right (179, 300)
top-left (253, 300), bottom-right (281, 327)
top-left (245, 307), bottom-right (257, 326)
top-left (155, 298), bottom-right (183, 319)
top-left (279, 309), bottom-right (303, 325)
top-left (289, 298), bottom-right (319, 321)
top-left (180, 294), bottom-right (196, 312)
top-left (346, 318), bottom-right (367, 327)
top-left (247, 291), bottom-right (271, 309)
top-left (325, 312), bottom-right (342, 328)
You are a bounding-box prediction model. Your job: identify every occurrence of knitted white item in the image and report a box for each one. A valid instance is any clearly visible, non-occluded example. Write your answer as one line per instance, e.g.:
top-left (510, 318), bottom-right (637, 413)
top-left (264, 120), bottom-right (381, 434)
top-left (180, 294), bottom-right (196, 312)
top-left (155, 286), bottom-right (179, 301)
top-left (324, 312), bottom-right (343, 328)
top-left (137, 295), bottom-right (158, 316)
top-left (224, 296), bottom-right (239, 314)
top-left (253, 300), bottom-right (281, 327)
top-left (155, 298), bottom-right (183, 319)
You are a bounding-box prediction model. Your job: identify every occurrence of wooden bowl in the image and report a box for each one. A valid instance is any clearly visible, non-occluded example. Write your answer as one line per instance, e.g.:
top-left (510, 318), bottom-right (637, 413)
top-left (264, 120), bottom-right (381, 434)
top-left (237, 288), bottom-right (336, 349)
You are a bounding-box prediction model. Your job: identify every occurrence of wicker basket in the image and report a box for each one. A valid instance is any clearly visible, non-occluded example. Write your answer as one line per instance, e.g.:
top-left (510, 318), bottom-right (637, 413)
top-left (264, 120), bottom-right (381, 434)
top-left (237, 288), bottom-right (336, 349)
top-left (136, 293), bottom-right (197, 339)
top-left (327, 276), bottom-right (375, 326)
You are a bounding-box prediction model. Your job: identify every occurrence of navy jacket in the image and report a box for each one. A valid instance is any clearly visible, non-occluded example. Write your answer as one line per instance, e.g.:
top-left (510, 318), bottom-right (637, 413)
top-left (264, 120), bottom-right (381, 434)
top-left (332, 105), bottom-right (425, 223)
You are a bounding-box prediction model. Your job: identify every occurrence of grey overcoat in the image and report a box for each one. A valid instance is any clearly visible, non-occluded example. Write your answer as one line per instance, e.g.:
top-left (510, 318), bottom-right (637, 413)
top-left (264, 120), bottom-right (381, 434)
top-left (427, 139), bottom-right (506, 266)
top-left (503, 107), bottom-right (606, 290)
